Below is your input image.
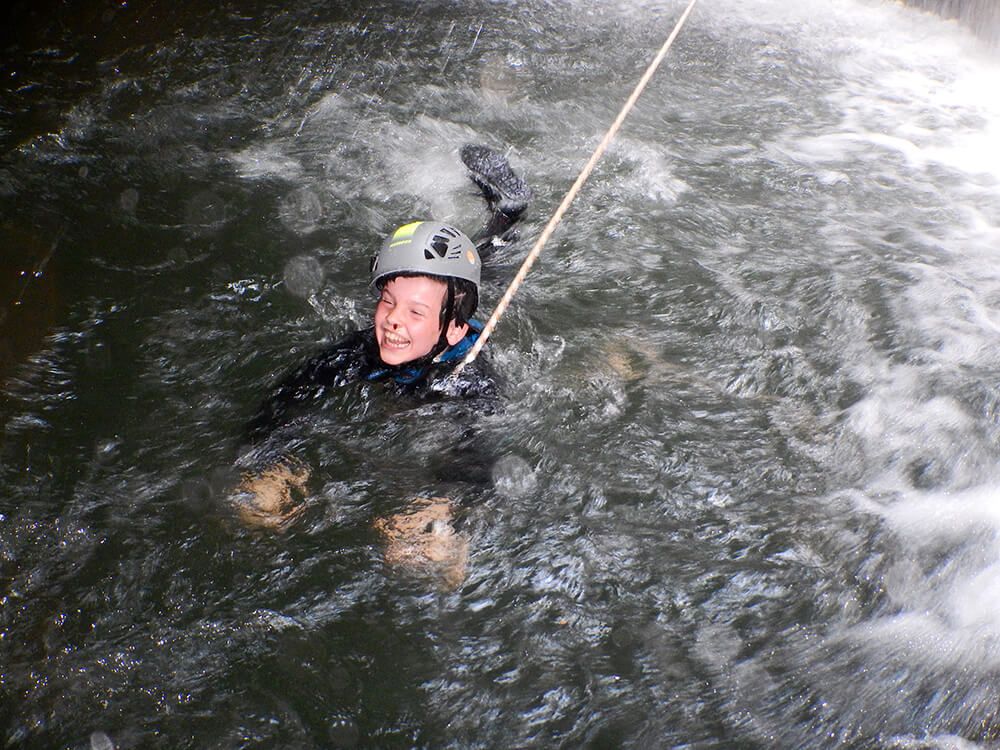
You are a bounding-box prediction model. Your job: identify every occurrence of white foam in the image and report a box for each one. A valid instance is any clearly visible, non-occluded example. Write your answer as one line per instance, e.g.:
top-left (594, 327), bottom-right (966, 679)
top-left (230, 144), bottom-right (304, 181)
top-left (377, 114), bottom-right (473, 220)
top-left (611, 138), bottom-right (687, 204)
top-left (720, 0), bottom-right (1000, 188)
top-left (851, 485), bottom-right (1000, 670)
top-left (878, 485), bottom-right (1000, 547)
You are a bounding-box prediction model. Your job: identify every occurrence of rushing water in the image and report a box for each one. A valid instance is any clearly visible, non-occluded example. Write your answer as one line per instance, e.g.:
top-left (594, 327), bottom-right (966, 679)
top-left (2, 0), bottom-right (1000, 747)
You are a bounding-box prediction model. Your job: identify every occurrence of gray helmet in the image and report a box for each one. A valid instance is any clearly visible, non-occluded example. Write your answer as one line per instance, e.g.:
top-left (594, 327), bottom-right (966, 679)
top-left (370, 221), bottom-right (481, 291)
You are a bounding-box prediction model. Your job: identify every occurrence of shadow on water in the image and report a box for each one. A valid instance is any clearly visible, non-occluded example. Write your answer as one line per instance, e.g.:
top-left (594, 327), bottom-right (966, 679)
top-left (0, 225), bottom-right (61, 383)
top-left (2, 0), bottom-right (1000, 747)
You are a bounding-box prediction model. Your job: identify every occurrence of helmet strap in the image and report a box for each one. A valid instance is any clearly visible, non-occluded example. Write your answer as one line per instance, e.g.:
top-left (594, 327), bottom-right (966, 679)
top-left (431, 279), bottom-right (457, 362)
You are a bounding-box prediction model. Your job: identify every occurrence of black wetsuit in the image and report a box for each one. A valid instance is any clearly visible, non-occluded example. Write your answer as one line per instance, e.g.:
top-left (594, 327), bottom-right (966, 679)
top-left (245, 321), bottom-right (494, 445)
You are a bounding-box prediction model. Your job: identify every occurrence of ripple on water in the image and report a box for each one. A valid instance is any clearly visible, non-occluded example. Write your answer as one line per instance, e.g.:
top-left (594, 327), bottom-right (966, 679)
top-left (3, 0), bottom-right (1000, 746)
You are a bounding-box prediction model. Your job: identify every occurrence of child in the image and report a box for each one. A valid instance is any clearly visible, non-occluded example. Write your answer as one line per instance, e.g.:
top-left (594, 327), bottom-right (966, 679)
top-left (235, 146), bottom-right (530, 586)
top-left (245, 145), bottom-right (530, 444)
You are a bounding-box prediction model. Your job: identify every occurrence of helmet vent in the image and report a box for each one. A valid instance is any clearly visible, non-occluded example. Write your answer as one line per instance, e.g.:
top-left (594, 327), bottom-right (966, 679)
top-left (429, 236), bottom-right (451, 257)
top-left (373, 221), bottom-right (480, 289)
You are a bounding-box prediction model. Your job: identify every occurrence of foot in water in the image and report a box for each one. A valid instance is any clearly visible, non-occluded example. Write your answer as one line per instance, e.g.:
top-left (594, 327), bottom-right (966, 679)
top-left (461, 144), bottom-right (531, 253)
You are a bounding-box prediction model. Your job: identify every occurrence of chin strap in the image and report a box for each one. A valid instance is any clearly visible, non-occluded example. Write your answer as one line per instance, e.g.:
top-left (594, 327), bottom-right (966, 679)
top-left (431, 279), bottom-right (457, 363)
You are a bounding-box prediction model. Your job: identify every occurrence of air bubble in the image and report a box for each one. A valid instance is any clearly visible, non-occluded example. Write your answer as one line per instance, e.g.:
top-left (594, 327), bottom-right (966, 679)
top-left (119, 187), bottom-right (139, 215)
top-left (479, 52), bottom-right (520, 100)
top-left (491, 454), bottom-right (537, 499)
top-left (278, 187), bottom-right (323, 234)
top-left (283, 254), bottom-right (325, 298)
top-left (327, 714), bottom-right (360, 748)
top-left (184, 190), bottom-right (228, 229)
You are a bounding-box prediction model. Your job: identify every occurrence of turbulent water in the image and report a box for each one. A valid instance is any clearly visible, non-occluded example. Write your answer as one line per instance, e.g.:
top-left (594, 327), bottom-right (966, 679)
top-left (2, 0), bottom-right (1000, 747)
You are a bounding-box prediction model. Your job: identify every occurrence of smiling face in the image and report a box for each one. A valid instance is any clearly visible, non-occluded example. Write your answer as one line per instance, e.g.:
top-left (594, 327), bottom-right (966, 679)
top-left (373, 275), bottom-right (468, 366)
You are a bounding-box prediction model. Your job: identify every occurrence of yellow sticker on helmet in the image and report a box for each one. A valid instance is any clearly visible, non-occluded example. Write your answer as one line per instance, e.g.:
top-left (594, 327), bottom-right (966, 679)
top-left (388, 221), bottom-right (422, 248)
top-left (466, 250), bottom-right (477, 265)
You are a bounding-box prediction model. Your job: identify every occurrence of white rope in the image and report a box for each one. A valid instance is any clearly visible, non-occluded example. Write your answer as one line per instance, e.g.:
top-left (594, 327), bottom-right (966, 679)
top-left (454, 0), bottom-right (699, 374)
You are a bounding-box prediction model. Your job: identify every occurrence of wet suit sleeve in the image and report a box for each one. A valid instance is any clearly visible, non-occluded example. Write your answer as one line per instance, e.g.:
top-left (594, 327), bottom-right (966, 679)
top-left (409, 353), bottom-right (503, 490)
top-left (244, 328), bottom-right (372, 445)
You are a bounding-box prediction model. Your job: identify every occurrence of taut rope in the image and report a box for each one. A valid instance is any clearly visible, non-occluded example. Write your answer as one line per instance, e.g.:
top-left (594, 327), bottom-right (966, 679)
top-left (454, 0), bottom-right (699, 374)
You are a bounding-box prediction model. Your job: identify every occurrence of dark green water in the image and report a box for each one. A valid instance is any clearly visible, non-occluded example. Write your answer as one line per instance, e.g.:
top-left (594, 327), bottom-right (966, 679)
top-left (3, 1), bottom-right (1000, 747)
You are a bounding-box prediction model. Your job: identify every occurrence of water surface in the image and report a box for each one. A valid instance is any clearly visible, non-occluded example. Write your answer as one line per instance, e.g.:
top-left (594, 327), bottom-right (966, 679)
top-left (2, 0), bottom-right (1000, 747)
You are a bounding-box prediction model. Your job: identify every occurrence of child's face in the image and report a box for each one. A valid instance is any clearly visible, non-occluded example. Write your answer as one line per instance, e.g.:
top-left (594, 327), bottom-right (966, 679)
top-left (374, 275), bottom-right (467, 366)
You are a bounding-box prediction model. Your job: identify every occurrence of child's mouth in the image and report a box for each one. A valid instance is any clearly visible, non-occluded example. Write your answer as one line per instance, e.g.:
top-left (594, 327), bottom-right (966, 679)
top-left (382, 330), bottom-right (409, 349)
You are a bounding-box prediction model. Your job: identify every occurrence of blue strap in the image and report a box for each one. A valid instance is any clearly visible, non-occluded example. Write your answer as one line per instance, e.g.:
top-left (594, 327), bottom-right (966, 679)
top-left (435, 319), bottom-right (483, 364)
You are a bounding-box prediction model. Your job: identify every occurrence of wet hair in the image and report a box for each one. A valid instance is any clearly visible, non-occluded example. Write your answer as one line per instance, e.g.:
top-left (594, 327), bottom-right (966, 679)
top-left (377, 272), bottom-right (478, 328)
top-left (448, 278), bottom-right (478, 327)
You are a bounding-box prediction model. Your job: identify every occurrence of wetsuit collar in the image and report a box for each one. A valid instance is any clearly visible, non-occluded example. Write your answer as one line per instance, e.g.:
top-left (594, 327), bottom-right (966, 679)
top-left (433, 319), bottom-right (482, 364)
top-left (365, 320), bottom-right (483, 384)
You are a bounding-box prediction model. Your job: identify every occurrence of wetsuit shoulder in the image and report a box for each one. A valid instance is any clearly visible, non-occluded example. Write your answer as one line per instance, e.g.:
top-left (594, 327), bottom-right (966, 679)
top-left (287, 328), bottom-right (376, 388)
top-left (245, 328), bottom-right (376, 443)
top-left (425, 320), bottom-right (499, 401)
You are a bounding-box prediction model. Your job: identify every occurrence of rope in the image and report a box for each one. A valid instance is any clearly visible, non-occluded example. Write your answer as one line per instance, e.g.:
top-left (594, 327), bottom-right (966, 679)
top-left (453, 0), bottom-right (699, 374)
